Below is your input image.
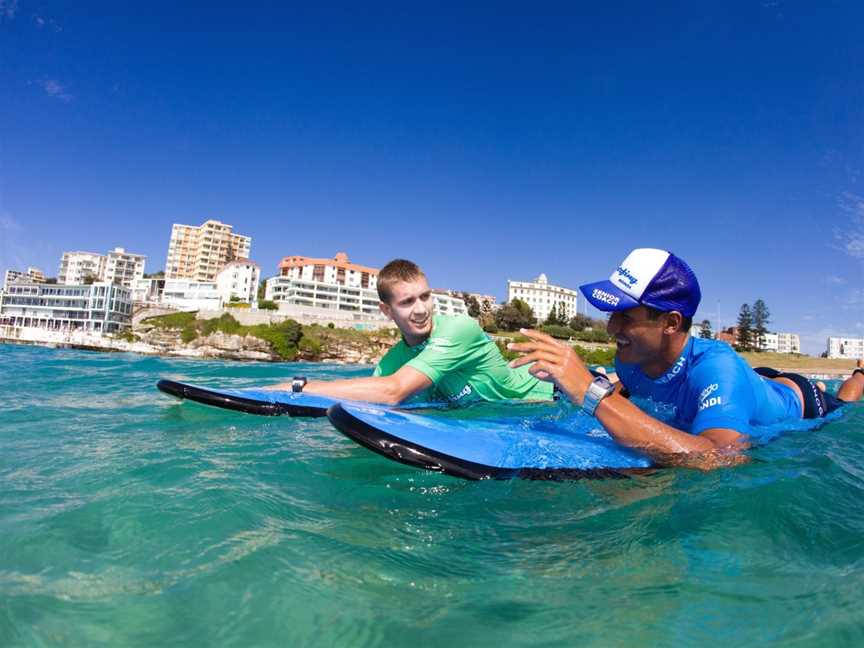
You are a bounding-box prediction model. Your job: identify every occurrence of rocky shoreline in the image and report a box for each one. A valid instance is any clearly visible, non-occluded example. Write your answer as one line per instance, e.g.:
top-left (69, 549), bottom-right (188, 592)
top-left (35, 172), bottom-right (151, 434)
top-left (0, 320), bottom-right (397, 364)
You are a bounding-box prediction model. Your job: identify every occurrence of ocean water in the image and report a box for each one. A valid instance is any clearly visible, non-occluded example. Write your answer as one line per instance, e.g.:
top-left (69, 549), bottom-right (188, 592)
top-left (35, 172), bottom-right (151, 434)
top-left (1, 344), bottom-right (863, 647)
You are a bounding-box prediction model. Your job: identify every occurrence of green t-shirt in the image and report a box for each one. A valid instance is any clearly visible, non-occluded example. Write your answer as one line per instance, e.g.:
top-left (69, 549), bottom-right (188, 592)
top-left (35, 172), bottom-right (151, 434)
top-left (373, 314), bottom-right (554, 405)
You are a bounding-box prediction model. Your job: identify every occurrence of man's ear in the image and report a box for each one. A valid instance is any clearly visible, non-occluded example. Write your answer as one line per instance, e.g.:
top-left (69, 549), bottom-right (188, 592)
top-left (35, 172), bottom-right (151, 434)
top-left (379, 301), bottom-right (392, 320)
top-left (663, 311), bottom-right (684, 334)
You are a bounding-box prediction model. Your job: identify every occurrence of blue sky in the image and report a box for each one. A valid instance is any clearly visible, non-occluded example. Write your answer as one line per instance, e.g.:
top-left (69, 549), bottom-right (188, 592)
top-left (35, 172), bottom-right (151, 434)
top-left (2, 1), bottom-right (864, 354)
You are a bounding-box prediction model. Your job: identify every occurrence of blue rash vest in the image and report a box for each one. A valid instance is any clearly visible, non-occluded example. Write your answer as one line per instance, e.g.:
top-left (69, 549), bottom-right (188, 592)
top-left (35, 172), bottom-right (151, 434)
top-left (614, 336), bottom-right (802, 435)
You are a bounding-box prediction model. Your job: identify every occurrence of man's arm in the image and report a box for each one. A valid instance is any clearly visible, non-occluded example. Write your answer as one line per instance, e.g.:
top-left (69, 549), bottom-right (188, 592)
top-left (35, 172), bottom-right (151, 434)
top-left (508, 329), bottom-right (746, 470)
top-left (266, 365), bottom-right (432, 406)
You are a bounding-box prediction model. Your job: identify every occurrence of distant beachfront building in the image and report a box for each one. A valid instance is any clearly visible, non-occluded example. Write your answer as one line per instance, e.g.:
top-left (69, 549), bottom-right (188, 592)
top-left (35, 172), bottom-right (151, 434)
top-left (103, 248), bottom-right (146, 287)
top-left (0, 282), bottom-right (132, 333)
top-left (131, 278), bottom-right (166, 305)
top-left (506, 274), bottom-right (578, 323)
top-left (265, 252), bottom-right (467, 322)
top-left (58, 248), bottom-right (146, 288)
top-left (165, 219), bottom-right (251, 282)
top-left (778, 333), bottom-right (800, 354)
top-left (58, 251), bottom-right (106, 285)
top-left (277, 252), bottom-right (378, 289)
top-left (714, 327), bottom-right (800, 353)
top-left (827, 336), bottom-right (864, 359)
top-left (216, 260), bottom-right (260, 305)
top-left (160, 279), bottom-right (222, 312)
top-left (3, 267), bottom-right (46, 290)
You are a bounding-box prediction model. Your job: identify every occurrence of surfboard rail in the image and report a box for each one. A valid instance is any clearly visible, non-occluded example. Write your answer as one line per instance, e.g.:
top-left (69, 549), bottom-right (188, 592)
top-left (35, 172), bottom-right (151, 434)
top-left (327, 403), bottom-right (649, 481)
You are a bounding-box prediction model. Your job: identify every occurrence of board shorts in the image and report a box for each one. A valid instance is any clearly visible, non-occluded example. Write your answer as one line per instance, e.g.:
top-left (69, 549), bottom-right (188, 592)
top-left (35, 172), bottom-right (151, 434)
top-left (754, 367), bottom-right (845, 419)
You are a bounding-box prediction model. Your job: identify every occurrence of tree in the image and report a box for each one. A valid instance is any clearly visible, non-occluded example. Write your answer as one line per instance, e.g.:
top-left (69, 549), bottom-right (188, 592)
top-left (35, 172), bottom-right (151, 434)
top-left (543, 301), bottom-right (568, 326)
top-left (697, 319), bottom-right (714, 339)
top-left (461, 292), bottom-right (481, 318)
top-left (752, 299), bottom-right (770, 351)
top-left (478, 298), bottom-right (496, 330)
top-left (568, 313), bottom-right (593, 331)
top-left (556, 301), bottom-right (568, 326)
top-left (495, 299), bottom-right (535, 331)
top-left (736, 304), bottom-right (754, 351)
top-left (257, 280), bottom-right (267, 301)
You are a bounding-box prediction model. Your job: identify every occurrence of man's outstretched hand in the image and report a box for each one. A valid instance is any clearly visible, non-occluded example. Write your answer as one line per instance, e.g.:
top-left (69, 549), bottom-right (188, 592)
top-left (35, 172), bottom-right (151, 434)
top-left (507, 329), bottom-right (594, 404)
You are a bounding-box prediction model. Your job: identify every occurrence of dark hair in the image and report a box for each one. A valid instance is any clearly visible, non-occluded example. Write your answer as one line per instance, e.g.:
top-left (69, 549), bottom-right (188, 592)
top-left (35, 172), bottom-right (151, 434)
top-left (377, 259), bottom-right (426, 303)
top-left (644, 305), bottom-right (693, 332)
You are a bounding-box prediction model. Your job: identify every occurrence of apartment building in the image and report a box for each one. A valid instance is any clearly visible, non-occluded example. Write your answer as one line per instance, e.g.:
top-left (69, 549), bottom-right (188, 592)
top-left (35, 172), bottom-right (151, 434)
top-left (58, 248), bottom-right (146, 288)
top-left (216, 260), bottom-right (260, 304)
top-left (103, 248), bottom-right (146, 287)
top-left (0, 282), bottom-right (132, 332)
top-left (827, 336), bottom-right (864, 359)
top-left (165, 219), bottom-right (251, 282)
top-left (58, 251), bottom-right (105, 285)
top-left (507, 273), bottom-right (578, 323)
top-left (265, 252), bottom-right (467, 320)
top-left (160, 279), bottom-right (222, 311)
top-left (276, 252), bottom-right (377, 289)
top-left (3, 267), bottom-right (46, 290)
top-left (131, 278), bottom-right (165, 304)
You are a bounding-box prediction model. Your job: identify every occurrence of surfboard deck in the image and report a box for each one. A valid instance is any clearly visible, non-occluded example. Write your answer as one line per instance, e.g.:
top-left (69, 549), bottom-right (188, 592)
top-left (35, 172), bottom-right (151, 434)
top-left (157, 379), bottom-right (338, 416)
top-left (327, 402), bottom-right (654, 480)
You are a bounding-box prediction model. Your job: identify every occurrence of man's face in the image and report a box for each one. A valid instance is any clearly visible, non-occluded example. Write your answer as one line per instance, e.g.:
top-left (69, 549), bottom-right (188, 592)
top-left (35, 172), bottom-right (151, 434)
top-left (380, 276), bottom-right (434, 345)
top-left (606, 306), bottom-right (668, 367)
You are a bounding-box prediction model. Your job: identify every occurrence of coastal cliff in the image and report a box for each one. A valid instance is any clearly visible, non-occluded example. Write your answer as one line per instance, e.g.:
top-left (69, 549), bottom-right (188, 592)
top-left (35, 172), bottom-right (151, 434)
top-left (128, 312), bottom-right (399, 363)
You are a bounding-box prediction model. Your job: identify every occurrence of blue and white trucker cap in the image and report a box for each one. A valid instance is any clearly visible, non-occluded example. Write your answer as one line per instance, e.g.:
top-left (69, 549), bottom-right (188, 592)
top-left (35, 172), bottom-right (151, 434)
top-left (579, 248), bottom-right (701, 317)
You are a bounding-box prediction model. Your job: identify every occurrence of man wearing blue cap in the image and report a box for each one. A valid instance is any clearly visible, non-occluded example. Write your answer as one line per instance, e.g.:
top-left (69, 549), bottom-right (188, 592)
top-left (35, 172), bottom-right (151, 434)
top-left (509, 248), bottom-right (864, 468)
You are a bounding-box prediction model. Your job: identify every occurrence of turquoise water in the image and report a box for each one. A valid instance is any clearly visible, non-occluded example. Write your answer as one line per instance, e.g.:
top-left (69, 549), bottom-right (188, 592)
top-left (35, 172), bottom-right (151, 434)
top-left (2, 344), bottom-right (864, 647)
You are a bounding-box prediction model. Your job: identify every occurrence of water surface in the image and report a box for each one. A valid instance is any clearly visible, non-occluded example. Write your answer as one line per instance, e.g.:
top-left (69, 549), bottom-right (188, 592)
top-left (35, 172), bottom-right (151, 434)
top-left (1, 345), bottom-right (863, 646)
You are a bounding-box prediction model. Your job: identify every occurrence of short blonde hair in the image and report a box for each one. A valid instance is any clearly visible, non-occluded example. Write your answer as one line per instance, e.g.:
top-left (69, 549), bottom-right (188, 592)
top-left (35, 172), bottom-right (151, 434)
top-left (377, 259), bottom-right (426, 303)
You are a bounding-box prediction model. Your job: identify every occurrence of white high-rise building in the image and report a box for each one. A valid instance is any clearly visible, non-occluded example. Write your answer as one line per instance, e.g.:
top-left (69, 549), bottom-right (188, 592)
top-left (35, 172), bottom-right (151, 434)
top-left (58, 248), bottom-right (146, 287)
top-left (103, 247), bottom-right (146, 288)
top-left (217, 260), bottom-right (261, 305)
top-left (827, 336), bottom-right (864, 359)
top-left (506, 274), bottom-right (578, 324)
top-left (59, 251), bottom-right (105, 285)
top-left (165, 219), bottom-right (252, 282)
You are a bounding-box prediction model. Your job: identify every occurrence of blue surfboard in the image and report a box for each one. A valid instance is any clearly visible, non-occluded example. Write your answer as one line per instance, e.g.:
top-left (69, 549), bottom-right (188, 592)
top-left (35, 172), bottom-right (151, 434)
top-left (157, 379), bottom-right (340, 416)
top-left (327, 402), bottom-right (654, 480)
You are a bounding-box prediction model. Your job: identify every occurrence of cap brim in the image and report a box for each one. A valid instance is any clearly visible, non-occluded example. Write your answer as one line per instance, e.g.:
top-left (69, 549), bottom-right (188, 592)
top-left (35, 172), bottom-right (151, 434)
top-left (579, 280), bottom-right (640, 312)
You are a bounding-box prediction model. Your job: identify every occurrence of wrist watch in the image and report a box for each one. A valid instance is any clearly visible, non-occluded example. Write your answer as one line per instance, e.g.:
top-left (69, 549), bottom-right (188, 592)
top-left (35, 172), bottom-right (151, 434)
top-left (581, 375), bottom-right (615, 416)
top-left (291, 376), bottom-right (308, 393)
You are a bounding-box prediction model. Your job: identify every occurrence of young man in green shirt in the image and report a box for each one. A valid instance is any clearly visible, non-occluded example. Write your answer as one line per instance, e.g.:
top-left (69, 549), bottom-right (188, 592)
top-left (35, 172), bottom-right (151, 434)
top-left (273, 259), bottom-right (552, 406)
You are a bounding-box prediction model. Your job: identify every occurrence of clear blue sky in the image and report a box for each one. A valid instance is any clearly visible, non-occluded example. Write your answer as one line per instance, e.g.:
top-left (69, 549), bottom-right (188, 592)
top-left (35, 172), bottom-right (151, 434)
top-left (2, 1), bottom-right (864, 354)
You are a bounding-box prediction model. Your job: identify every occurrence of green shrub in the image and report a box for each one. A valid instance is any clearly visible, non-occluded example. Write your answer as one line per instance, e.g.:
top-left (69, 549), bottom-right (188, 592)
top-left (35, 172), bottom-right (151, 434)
top-left (147, 311), bottom-right (197, 329)
top-left (258, 300), bottom-right (278, 311)
top-left (298, 335), bottom-right (322, 359)
top-left (572, 329), bottom-right (612, 343)
top-left (540, 324), bottom-right (578, 339)
top-left (214, 313), bottom-right (241, 335)
top-left (575, 346), bottom-right (616, 366)
top-left (116, 329), bottom-right (140, 343)
top-left (180, 326), bottom-right (198, 343)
